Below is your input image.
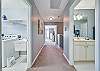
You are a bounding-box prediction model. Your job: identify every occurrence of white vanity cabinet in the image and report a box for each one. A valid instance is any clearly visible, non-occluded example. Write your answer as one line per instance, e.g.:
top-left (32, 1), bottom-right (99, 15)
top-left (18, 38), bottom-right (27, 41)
top-left (87, 42), bottom-right (95, 61)
top-left (74, 45), bottom-right (86, 61)
top-left (74, 40), bottom-right (95, 61)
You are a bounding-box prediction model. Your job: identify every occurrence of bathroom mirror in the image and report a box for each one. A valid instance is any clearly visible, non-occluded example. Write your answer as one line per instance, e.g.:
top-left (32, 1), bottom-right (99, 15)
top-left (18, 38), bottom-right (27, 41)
top-left (73, 9), bottom-right (95, 39)
top-left (74, 15), bottom-right (88, 37)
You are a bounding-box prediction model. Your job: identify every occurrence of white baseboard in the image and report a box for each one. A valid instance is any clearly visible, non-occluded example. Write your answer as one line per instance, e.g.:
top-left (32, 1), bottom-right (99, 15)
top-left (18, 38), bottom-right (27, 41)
top-left (31, 44), bottom-right (45, 67)
top-left (63, 53), bottom-right (77, 71)
top-left (63, 53), bottom-right (73, 65)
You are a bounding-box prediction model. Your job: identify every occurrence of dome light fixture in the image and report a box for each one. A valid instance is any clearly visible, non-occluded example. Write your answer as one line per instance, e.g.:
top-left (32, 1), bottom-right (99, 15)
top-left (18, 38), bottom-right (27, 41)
top-left (49, 17), bottom-right (54, 20)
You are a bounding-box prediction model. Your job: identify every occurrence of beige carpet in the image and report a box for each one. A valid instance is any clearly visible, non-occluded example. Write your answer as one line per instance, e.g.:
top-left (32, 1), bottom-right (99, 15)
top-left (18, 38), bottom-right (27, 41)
top-left (30, 45), bottom-right (76, 71)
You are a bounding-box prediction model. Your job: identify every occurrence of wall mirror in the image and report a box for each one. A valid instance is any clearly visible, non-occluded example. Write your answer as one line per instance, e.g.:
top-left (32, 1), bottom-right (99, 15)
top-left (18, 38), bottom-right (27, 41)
top-left (74, 15), bottom-right (88, 37)
top-left (73, 9), bottom-right (95, 39)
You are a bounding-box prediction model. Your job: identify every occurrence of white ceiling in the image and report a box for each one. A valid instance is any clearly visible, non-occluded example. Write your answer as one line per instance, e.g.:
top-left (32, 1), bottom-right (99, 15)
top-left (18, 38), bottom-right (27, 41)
top-left (34, 0), bottom-right (69, 22)
top-left (75, 0), bottom-right (95, 9)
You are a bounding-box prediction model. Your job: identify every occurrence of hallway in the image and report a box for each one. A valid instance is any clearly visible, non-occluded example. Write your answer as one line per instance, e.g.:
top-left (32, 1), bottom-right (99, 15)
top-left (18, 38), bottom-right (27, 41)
top-left (30, 44), bottom-right (75, 71)
top-left (1, 0), bottom-right (99, 71)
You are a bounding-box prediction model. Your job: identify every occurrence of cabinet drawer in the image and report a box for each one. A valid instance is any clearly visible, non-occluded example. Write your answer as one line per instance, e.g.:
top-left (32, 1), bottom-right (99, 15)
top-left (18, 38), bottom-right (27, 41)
top-left (74, 41), bottom-right (86, 46)
top-left (15, 43), bottom-right (27, 51)
top-left (14, 41), bottom-right (26, 44)
top-left (15, 43), bottom-right (26, 47)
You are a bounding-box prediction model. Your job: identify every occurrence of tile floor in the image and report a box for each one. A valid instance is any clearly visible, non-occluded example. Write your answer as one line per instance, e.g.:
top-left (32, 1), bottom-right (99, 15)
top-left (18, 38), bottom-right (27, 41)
top-left (74, 61), bottom-right (95, 71)
top-left (2, 55), bottom-right (27, 71)
top-left (2, 63), bottom-right (27, 71)
top-left (31, 45), bottom-right (75, 71)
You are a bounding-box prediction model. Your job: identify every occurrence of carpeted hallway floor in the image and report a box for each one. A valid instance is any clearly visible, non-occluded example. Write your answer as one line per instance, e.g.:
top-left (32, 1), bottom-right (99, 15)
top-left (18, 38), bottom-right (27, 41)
top-left (29, 44), bottom-right (76, 71)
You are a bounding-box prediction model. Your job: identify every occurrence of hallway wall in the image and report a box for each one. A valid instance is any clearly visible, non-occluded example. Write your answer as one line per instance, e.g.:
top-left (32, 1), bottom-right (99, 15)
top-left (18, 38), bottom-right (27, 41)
top-left (63, 6), bottom-right (70, 59)
top-left (31, 1), bottom-right (45, 64)
top-left (63, 0), bottom-right (75, 60)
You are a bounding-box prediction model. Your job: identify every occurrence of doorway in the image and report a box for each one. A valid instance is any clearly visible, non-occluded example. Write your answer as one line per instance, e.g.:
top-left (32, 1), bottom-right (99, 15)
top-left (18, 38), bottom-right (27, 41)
top-left (69, 0), bottom-right (95, 71)
top-left (1, 0), bottom-right (31, 71)
top-left (45, 25), bottom-right (57, 45)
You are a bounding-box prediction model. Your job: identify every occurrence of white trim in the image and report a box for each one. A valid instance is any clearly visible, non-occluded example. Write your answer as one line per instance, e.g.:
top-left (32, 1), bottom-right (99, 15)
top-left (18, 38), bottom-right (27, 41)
top-left (63, 53), bottom-right (73, 65)
top-left (27, 6), bottom-right (32, 68)
top-left (63, 53), bottom-right (77, 70)
top-left (31, 44), bottom-right (45, 67)
top-left (69, 0), bottom-right (81, 65)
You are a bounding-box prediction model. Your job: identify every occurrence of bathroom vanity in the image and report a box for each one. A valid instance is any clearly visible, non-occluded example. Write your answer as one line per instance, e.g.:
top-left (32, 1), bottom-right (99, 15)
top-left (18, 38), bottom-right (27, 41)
top-left (73, 38), bottom-right (95, 61)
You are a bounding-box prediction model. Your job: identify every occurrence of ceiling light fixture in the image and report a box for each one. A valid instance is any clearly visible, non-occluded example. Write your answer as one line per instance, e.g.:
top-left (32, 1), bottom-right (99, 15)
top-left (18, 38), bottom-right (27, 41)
top-left (74, 15), bottom-right (83, 20)
top-left (49, 17), bottom-right (54, 20)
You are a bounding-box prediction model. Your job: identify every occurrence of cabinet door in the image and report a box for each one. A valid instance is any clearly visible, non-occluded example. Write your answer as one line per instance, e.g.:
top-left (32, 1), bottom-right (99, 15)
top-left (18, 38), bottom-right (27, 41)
top-left (74, 46), bottom-right (80, 61)
top-left (87, 45), bottom-right (95, 61)
top-left (15, 43), bottom-right (26, 51)
top-left (74, 46), bottom-right (86, 61)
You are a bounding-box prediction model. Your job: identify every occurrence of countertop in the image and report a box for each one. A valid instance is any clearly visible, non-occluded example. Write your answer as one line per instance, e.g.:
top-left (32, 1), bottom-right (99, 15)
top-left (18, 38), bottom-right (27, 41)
top-left (73, 39), bottom-right (95, 42)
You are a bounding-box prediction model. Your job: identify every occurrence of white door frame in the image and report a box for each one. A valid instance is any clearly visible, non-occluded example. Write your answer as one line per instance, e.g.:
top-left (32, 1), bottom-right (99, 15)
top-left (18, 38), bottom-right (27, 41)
top-left (95, 0), bottom-right (100, 71)
top-left (24, 0), bottom-right (32, 68)
top-left (70, 1), bottom-right (98, 71)
top-left (69, 0), bottom-right (81, 65)
top-left (0, 0), bottom-right (2, 70)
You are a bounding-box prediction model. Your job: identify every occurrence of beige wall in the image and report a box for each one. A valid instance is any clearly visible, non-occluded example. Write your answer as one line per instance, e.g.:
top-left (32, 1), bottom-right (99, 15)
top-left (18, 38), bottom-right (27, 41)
top-left (31, 1), bottom-right (45, 63)
top-left (57, 22), bottom-right (63, 34)
top-left (63, 0), bottom-right (75, 59)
